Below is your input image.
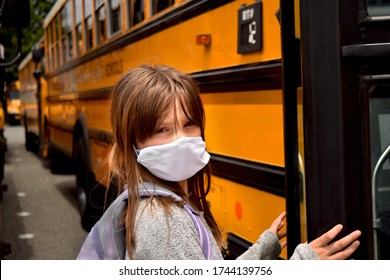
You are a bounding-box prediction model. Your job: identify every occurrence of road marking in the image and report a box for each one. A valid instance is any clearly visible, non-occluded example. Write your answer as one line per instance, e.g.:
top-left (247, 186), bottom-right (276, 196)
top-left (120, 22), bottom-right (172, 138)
top-left (16, 211), bottom-right (31, 217)
top-left (18, 233), bottom-right (34, 239)
top-left (16, 192), bottom-right (27, 197)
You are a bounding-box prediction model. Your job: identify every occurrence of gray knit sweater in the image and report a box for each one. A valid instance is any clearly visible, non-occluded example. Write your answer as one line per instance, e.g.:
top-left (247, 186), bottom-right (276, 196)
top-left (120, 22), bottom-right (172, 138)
top-left (127, 186), bottom-right (318, 260)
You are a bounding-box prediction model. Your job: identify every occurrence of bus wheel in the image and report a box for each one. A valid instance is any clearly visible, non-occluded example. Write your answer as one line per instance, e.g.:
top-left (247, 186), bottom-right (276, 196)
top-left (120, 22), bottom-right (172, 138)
top-left (75, 138), bottom-right (103, 231)
top-left (76, 138), bottom-right (93, 231)
top-left (49, 145), bottom-right (74, 174)
top-left (24, 115), bottom-right (32, 152)
top-left (0, 136), bottom-right (6, 181)
top-left (25, 132), bottom-right (36, 152)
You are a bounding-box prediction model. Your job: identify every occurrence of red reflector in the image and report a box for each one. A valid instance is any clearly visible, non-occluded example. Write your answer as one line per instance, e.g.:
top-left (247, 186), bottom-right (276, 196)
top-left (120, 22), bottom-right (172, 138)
top-left (196, 34), bottom-right (211, 45)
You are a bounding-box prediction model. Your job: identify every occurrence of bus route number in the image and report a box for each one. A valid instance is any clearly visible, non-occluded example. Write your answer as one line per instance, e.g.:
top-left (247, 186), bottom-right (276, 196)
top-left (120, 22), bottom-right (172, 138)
top-left (238, 1), bottom-right (262, 54)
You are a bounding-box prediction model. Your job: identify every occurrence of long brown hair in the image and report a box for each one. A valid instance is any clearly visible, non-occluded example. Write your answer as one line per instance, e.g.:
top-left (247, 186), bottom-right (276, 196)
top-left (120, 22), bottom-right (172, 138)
top-left (108, 64), bottom-right (223, 259)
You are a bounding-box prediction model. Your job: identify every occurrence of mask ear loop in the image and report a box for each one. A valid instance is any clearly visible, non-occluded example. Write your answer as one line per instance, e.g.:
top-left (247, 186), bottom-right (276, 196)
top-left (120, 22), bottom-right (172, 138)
top-left (133, 145), bottom-right (141, 156)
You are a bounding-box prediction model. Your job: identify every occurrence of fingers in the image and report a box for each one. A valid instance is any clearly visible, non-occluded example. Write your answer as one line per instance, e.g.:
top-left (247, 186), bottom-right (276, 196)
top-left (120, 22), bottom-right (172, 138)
top-left (272, 212), bottom-right (287, 250)
top-left (269, 211), bottom-right (287, 234)
top-left (278, 230), bottom-right (287, 240)
top-left (328, 240), bottom-right (361, 260)
top-left (309, 227), bottom-right (362, 260)
top-left (272, 211), bottom-right (287, 227)
top-left (277, 211), bottom-right (287, 222)
top-left (278, 230), bottom-right (287, 249)
top-left (280, 240), bottom-right (287, 249)
top-left (313, 224), bottom-right (344, 247)
top-left (327, 230), bottom-right (362, 256)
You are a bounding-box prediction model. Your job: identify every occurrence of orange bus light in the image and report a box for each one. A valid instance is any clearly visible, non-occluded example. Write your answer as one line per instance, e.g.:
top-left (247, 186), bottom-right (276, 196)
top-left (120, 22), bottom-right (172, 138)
top-left (196, 34), bottom-right (211, 45)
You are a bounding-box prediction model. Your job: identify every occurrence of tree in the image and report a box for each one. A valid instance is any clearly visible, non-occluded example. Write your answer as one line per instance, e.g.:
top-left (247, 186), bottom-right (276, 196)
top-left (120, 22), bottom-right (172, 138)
top-left (0, 0), bottom-right (55, 83)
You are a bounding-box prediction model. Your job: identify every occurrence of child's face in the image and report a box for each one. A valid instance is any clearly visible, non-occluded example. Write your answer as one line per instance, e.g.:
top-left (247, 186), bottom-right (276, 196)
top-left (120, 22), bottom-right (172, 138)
top-left (137, 101), bottom-right (201, 149)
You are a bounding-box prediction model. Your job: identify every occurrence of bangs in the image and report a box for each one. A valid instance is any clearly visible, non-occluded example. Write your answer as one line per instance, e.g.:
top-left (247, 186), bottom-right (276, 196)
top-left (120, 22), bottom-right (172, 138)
top-left (169, 76), bottom-right (204, 133)
top-left (133, 66), bottom-right (204, 142)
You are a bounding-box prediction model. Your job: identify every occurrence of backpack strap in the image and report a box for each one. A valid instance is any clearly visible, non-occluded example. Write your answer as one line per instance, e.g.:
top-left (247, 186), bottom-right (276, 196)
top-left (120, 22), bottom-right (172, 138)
top-left (77, 183), bottom-right (213, 260)
top-left (183, 204), bottom-right (213, 260)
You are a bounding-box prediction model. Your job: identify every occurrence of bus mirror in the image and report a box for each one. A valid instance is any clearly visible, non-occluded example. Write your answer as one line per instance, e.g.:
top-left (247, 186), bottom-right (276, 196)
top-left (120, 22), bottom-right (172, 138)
top-left (32, 45), bottom-right (44, 63)
top-left (0, 0), bottom-right (30, 67)
top-left (0, 0), bottom-right (30, 29)
top-left (33, 68), bottom-right (42, 80)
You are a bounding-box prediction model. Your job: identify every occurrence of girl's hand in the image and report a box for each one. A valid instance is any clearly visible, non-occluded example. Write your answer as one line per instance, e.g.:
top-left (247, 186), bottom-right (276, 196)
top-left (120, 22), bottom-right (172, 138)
top-left (309, 224), bottom-right (361, 260)
top-left (269, 211), bottom-right (287, 249)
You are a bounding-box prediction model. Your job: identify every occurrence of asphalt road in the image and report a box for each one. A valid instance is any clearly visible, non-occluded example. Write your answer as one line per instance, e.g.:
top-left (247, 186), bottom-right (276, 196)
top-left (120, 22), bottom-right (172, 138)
top-left (1, 124), bottom-right (88, 259)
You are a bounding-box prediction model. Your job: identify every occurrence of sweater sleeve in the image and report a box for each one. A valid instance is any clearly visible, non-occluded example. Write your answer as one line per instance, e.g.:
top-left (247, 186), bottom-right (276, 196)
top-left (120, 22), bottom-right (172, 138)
top-left (236, 230), bottom-right (319, 260)
top-left (237, 230), bottom-right (281, 260)
top-left (289, 243), bottom-right (319, 260)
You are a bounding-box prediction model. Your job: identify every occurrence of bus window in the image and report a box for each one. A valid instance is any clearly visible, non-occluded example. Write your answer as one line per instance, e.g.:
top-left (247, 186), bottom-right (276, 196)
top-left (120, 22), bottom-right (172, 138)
top-left (128, 0), bottom-right (145, 27)
top-left (61, 8), bottom-right (67, 63)
top-left (50, 22), bottom-right (55, 70)
top-left (95, 0), bottom-right (107, 45)
top-left (46, 30), bottom-right (51, 73)
top-left (26, 63), bottom-right (30, 86)
top-left (109, 0), bottom-right (122, 36)
top-left (75, 0), bottom-right (84, 55)
top-left (151, 0), bottom-right (174, 15)
top-left (53, 17), bottom-right (61, 69)
top-left (368, 0), bottom-right (390, 17)
top-left (61, 1), bottom-right (73, 63)
top-left (66, 1), bottom-right (73, 60)
top-left (84, 0), bottom-right (93, 51)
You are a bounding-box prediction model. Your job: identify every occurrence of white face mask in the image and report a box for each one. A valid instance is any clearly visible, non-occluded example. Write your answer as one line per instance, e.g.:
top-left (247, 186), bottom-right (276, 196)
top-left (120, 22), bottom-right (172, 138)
top-left (135, 136), bottom-right (210, 181)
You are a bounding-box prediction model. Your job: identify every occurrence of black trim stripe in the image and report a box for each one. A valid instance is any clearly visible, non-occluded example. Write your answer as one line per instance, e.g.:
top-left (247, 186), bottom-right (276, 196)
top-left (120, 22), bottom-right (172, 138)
top-left (48, 120), bottom-right (73, 133)
top-left (48, 120), bottom-right (113, 144)
top-left (227, 232), bottom-right (284, 259)
top-left (46, 61), bottom-right (282, 104)
top-left (226, 232), bottom-right (252, 259)
top-left (210, 153), bottom-right (285, 197)
top-left (47, 87), bottom-right (112, 103)
top-left (193, 60), bottom-right (282, 92)
top-left (89, 129), bottom-right (114, 144)
top-left (48, 0), bottom-right (234, 77)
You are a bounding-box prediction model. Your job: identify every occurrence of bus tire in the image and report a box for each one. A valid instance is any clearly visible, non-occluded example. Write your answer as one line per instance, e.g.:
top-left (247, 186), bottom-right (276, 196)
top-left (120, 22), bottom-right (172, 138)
top-left (49, 145), bottom-right (63, 173)
top-left (75, 138), bottom-right (102, 231)
top-left (24, 117), bottom-right (39, 153)
top-left (49, 145), bottom-right (74, 174)
top-left (24, 116), bottom-right (31, 151)
top-left (25, 131), bottom-right (34, 152)
top-left (0, 136), bottom-right (6, 181)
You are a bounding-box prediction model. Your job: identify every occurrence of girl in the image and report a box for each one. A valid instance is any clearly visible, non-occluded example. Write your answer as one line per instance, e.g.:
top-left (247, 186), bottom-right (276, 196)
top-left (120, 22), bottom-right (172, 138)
top-left (106, 64), bottom-right (361, 260)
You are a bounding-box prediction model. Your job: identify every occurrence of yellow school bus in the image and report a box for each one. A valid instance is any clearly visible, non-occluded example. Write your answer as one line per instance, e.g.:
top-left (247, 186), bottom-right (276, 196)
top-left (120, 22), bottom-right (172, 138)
top-left (42, 0), bottom-right (286, 258)
top-left (36, 0), bottom-right (390, 260)
top-left (5, 81), bottom-right (21, 126)
top-left (18, 46), bottom-right (48, 155)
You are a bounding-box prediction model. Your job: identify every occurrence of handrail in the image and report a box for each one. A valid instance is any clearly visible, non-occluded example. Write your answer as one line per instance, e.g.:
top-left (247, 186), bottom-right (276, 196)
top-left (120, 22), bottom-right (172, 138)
top-left (371, 142), bottom-right (390, 259)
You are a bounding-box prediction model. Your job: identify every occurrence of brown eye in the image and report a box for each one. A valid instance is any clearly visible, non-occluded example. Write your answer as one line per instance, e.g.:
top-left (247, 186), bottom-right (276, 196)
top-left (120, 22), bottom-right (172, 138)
top-left (185, 121), bottom-right (196, 127)
top-left (155, 127), bottom-right (168, 134)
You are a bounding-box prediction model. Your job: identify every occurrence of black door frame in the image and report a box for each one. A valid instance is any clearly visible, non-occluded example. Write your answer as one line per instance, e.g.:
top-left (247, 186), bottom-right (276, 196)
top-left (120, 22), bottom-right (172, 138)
top-left (282, 0), bottom-right (390, 259)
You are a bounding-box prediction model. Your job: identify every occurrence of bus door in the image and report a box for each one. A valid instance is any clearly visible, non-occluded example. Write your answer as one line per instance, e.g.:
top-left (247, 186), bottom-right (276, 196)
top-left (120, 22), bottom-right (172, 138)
top-left (282, 0), bottom-right (390, 259)
top-left (362, 1), bottom-right (390, 260)
top-left (339, 0), bottom-right (390, 260)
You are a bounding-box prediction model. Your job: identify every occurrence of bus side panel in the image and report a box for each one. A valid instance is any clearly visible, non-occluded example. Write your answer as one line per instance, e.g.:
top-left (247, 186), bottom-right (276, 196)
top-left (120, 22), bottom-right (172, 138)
top-left (202, 90), bottom-right (284, 167)
top-left (208, 176), bottom-right (287, 259)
